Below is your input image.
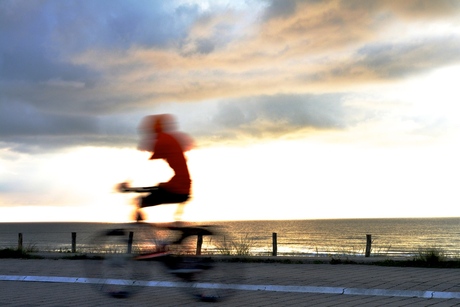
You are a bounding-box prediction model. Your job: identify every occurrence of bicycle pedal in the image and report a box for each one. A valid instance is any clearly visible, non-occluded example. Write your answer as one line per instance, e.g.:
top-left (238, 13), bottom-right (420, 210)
top-left (135, 251), bottom-right (170, 260)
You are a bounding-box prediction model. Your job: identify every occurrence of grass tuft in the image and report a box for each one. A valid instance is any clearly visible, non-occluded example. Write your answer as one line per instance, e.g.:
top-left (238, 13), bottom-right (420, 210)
top-left (215, 234), bottom-right (254, 256)
top-left (0, 247), bottom-right (42, 259)
top-left (415, 247), bottom-right (445, 264)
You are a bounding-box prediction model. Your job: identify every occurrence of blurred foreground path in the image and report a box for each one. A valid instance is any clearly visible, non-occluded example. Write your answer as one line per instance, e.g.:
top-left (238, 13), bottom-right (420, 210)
top-left (1, 258), bottom-right (460, 306)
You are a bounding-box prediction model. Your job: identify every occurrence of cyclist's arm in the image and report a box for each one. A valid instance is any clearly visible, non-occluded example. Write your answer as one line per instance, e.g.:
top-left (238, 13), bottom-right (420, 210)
top-left (117, 182), bottom-right (158, 193)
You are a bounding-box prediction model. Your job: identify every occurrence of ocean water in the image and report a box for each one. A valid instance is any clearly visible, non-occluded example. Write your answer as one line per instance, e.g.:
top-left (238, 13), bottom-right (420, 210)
top-left (1, 218), bottom-right (460, 257)
top-left (220, 218), bottom-right (460, 257)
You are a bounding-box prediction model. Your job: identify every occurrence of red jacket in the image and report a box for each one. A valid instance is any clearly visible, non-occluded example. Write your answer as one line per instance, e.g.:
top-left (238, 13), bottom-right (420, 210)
top-left (150, 132), bottom-right (191, 195)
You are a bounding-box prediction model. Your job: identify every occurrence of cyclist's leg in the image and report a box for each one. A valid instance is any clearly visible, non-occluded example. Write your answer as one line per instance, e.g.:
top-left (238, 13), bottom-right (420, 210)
top-left (174, 203), bottom-right (186, 221)
top-left (140, 187), bottom-right (189, 208)
top-left (136, 187), bottom-right (189, 221)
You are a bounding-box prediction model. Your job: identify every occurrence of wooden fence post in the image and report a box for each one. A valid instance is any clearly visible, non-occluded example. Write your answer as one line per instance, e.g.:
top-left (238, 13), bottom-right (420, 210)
top-left (272, 233), bottom-right (277, 256)
top-left (365, 234), bottom-right (372, 257)
top-left (127, 232), bottom-right (134, 254)
top-left (196, 234), bottom-right (203, 255)
top-left (18, 233), bottom-right (23, 250)
top-left (71, 232), bottom-right (76, 253)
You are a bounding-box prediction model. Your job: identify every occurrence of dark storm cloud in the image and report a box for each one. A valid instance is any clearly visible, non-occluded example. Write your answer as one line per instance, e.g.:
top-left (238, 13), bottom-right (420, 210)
top-left (263, 0), bottom-right (299, 19)
top-left (311, 35), bottom-right (460, 82)
top-left (0, 0), bottom-right (197, 55)
top-left (263, 0), bottom-right (460, 22)
top-left (1, 0), bottom-right (460, 154)
top-left (0, 0), bottom-right (200, 152)
top-left (48, 1), bottom-right (198, 52)
top-left (0, 101), bottom-right (98, 137)
top-left (340, 0), bottom-right (460, 19)
top-left (0, 0), bottom-right (198, 99)
top-left (0, 100), bottom-right (100, 153)
top-left (209, 94), bottom-right (345, 139)
top-left (0, 99), bottom-right (144, 153)
top-left (357, 36), bottom-right (460, 79)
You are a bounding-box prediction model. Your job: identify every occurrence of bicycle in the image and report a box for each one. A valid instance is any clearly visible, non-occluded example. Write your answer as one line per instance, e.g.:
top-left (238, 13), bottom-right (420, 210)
top-left (84, 186), bottom-right (243, 302)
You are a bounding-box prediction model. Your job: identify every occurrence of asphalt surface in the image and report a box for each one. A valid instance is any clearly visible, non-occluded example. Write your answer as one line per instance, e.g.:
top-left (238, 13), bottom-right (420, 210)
top-left (1, 257), bottom-right (460, 306)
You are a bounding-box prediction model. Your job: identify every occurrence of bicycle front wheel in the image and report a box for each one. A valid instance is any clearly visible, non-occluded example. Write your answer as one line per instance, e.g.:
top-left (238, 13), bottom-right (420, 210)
top-left (84, 223), bottom-right (159, 298)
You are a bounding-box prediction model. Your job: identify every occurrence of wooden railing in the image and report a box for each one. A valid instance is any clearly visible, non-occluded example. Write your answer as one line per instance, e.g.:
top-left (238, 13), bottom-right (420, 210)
top-left (13, 231), bottom-right (375, 257)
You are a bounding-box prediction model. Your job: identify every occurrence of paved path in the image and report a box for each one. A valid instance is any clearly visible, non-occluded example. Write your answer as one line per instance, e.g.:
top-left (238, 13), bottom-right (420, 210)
top-left (1, 258), bottom-right (460, 306)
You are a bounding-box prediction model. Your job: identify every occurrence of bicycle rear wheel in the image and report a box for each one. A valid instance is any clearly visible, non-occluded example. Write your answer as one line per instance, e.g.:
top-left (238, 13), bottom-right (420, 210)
top-left (84, 223), bottom-right (159, 298)
top-left (166, 227), bottom-right (245, 302)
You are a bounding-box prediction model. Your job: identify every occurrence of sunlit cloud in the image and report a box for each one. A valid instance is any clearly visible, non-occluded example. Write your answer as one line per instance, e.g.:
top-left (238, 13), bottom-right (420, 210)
top-left (1, 0), bottom-right (460, 221)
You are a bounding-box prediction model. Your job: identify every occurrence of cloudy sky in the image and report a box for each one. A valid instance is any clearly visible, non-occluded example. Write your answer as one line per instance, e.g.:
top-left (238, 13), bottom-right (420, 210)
top-left (1, 0), bottom-right (460, 222)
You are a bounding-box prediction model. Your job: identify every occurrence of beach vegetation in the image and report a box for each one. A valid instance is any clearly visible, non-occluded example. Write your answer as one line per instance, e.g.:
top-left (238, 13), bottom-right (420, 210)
top-left (232, 234), bottom-right (253, 256)
top-left (373, 247), bottom-right (460, 268)
top-left (62, 254), bottom-right (103, 260)
top-left (371, 244), bottom-right (393, 257)
top-left (0, 246), bottom-right (42, 259)
top-left (214, 234), bottom-right (254, 256)
top-left (415, 247), bottom-right (445, 263)
top-left (330, 257), bottom-right (358, 265)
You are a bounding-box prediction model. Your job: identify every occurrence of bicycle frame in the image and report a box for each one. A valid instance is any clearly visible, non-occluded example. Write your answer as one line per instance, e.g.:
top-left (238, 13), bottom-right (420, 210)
top-left (84, 185), bottom-right (242, 301)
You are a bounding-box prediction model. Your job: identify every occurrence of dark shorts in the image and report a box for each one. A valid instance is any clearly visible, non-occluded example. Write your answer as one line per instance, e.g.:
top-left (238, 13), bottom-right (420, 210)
top-left (140, 187), bottom-right (190, 208)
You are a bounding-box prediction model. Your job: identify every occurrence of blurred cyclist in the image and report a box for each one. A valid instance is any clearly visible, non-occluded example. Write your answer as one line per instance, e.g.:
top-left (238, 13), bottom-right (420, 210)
top-left (118, 114), bottom-right (194, 221)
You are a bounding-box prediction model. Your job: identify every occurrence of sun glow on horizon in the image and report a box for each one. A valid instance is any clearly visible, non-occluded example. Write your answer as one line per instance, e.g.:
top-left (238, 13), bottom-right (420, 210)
top-left (2, 133), bottom-right (458, 223)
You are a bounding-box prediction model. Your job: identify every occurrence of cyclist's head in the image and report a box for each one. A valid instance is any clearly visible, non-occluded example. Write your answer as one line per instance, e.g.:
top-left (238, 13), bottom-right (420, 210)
top-left (140, 114), bottom-right (177, 134)
top-left (138, 113), bottom-right (194, 152)
top-left (155, 114), bottom-right (177, 133)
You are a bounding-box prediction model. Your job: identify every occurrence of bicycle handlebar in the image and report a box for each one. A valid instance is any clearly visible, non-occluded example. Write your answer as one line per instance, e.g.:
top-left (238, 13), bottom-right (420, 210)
top-left (118, 182), bottom-right (158, 193)
top-left (123, 186), bottom-right (158, 193)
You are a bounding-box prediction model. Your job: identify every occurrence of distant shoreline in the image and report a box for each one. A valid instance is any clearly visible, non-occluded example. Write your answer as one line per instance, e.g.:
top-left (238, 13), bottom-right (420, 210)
top-left (2, 218), bottom-right (460, 258)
